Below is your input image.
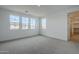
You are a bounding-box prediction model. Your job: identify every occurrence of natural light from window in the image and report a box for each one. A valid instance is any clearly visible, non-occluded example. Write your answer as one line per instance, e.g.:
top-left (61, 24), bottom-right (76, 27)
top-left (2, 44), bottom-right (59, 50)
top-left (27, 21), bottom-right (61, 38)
top-left (30, 18), bottom-right (36, 29)
top-left (42, 18), bottom-right (46, 29)
top-left (22, 17), bottom-right (29, 29)
top-left (9, 15), bottom-right (19, 30)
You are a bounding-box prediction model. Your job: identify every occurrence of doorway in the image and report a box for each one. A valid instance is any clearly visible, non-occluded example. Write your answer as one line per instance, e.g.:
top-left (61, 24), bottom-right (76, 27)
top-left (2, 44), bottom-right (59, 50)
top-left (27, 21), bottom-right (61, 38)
top-left (68, 11), bottom-right (79, 42)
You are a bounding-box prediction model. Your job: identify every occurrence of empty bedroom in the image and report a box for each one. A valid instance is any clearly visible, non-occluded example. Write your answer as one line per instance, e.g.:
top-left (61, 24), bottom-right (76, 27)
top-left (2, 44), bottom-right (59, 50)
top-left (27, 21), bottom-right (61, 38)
top-left (0, 5), bottom-right (79, 54)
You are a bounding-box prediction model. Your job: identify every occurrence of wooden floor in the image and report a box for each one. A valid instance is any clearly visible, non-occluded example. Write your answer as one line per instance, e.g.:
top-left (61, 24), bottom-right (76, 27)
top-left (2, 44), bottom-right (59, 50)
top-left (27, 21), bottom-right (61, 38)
top-left (71, 34), bottom-right (79, 43)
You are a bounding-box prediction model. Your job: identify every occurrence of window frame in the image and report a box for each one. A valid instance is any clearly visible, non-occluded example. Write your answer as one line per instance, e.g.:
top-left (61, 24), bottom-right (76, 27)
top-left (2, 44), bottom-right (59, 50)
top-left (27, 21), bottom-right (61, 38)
top-left (30, 18), bottom-right (36, 29)
top-left (41, 18), bottom-right (46, 29)
top-left (9, 15), bottom-right (20, 30)
top-left (21, 17), bottom-right (29, 30)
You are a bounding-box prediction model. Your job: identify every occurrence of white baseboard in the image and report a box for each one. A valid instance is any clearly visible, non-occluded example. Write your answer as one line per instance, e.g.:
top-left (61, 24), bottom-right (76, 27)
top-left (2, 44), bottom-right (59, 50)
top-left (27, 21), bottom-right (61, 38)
top-left (0, 34), bottom-right (39, 43)
top-left (41, 34), bottom-right (68, 42)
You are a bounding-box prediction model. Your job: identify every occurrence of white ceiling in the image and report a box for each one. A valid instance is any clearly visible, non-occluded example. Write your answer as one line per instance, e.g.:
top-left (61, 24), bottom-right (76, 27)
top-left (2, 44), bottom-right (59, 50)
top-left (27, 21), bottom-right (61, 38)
top-left (0, 5), bottom-right (79, 17)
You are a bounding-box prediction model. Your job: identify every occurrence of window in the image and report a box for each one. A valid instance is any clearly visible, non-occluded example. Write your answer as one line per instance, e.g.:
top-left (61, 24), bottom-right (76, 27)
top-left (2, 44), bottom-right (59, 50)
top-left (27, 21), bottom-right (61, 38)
top-left (9, 15), bottom-right (19, 30)
top-left (22, 17), bottom-right (29, 29)
top-left (30, 18), bottom-right (36, 29)
top-left (41, 18), bottom-right (46, 29)
top-left (9, 15), bottom-right (38, 30)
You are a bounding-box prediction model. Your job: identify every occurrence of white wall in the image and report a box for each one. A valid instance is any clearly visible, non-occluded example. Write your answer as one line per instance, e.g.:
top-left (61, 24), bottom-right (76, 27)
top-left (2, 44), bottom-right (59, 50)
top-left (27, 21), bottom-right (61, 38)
top-left (41, 6), bottom-right (79, 41)
top-left (0, 8), bottom-right (39, 41)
